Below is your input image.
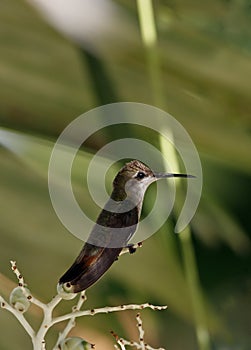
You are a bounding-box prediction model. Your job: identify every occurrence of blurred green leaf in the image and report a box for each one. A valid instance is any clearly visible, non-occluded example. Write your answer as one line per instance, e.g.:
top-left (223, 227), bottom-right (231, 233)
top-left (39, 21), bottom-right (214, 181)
top-left (0, 0), bottom-right (251, 349)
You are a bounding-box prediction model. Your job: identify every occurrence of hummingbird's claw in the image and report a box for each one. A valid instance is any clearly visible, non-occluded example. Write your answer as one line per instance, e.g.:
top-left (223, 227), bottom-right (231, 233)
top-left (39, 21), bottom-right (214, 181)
top-left (119, 242), bottom-right (143, 256)
top-left (129, 241), bottom-right (143, 253)
top-left (127, 244), bottom-right (137, 254)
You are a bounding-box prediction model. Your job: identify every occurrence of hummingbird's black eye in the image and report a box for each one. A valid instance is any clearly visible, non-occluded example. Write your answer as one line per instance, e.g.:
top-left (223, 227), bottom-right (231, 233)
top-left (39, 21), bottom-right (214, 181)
top-left (136, 171), bottom-right (146, 179)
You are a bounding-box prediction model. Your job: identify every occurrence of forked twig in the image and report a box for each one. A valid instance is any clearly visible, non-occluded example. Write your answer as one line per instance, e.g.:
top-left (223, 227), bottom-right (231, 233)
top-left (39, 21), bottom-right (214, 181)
top-left (0, 261), bottom-right (167, 350)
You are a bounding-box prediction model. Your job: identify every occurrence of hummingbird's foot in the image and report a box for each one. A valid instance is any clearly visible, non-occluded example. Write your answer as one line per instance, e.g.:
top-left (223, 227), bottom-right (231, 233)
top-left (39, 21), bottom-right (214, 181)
top-left (128, 244), bottom-right (137, 254)
top-left (120, 242), bottom-right (143, 256)
top-left (131, 241), bottom-right (143, 252)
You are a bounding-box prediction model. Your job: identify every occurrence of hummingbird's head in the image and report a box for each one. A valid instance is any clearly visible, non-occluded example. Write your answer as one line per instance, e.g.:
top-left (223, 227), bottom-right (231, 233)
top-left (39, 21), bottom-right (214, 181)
top-left (111, 160), bottom-right (156, 203)
top-left (113, 160), bottom-right (155, 197)
top-left (112, 160), bottom-right (195, 202)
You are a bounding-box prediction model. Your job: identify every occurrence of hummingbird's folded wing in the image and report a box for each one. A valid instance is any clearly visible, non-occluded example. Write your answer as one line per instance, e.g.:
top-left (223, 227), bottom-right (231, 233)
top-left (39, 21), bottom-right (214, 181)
top-left (59, 199), bottom-right (140, 292)
top-left (88, 198), bottom-right (139, 248)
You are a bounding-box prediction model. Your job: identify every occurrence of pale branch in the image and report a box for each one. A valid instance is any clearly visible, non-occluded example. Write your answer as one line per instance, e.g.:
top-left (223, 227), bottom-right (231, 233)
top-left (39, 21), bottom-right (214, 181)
top-left (33, 296), bottom-right (64, 348)
top-left (10, 260), bottom-right (47, 311)
top-left (1, 261), bottom-right (167, 349)
top-left (115, 341), bottom-right (126, 350)
top-left (111, 313), bottom-right (166, 350)
top-left (53, 291), bottom-right (87, 349)
top-left (115, 340), bottom-right (163, 350)
top-left (46, 293), bottom-right (62, 310)
top-left (111, 331), bottom-right (127, 350)
top-left (145, 346), bottom-right (166, 350)
top-left (0, 295), bottom-right (35, 338)
top-left (10, 260), bottom-right (25, 286)
top-left (51, 303), bottom-right (167, 326)
top-left (136, 313), bottom-right (145, 349)
top-left (114, 345), bottom-right (123, 350)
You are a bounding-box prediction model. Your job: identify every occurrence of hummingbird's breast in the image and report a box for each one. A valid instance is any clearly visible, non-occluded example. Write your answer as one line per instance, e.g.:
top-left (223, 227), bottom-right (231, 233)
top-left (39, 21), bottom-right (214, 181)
top-left (87, 198), bottom-right (140, 249)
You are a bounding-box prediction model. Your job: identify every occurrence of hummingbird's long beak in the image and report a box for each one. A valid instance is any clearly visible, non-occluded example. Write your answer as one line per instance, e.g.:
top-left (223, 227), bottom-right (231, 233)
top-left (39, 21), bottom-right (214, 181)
top-left (154, 172), bottom-right (196, 179)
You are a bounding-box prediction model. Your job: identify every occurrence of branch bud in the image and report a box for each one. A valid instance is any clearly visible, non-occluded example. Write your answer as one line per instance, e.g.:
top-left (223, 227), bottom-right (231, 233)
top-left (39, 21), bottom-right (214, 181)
top-left (9, 287), bottom-right (30, 313)
top-left (58, 337), bottom-right (95, 349)
top-left (57, 283), bottom-right (76, 300)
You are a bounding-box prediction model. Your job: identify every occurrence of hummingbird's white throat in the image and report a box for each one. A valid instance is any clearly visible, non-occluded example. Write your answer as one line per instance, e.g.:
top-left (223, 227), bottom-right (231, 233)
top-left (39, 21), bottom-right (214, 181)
top-left (124, 175), bottom-right (156, 208)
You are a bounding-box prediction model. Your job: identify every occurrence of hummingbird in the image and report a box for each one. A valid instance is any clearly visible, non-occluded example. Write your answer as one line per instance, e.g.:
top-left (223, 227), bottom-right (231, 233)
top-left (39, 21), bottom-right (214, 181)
top-left (58, 159), bottom-right (194, 293)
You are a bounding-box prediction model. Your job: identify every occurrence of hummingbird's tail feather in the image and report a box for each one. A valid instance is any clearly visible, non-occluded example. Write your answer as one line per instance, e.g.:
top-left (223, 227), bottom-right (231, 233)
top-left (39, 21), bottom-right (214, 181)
top-left (59, 243), bottom-right (122, 292)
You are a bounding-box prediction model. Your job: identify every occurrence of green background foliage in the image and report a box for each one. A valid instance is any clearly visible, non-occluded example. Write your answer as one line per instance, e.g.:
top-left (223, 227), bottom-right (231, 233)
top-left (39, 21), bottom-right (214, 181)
top-left (0, 0), bottom-right (251, 349)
